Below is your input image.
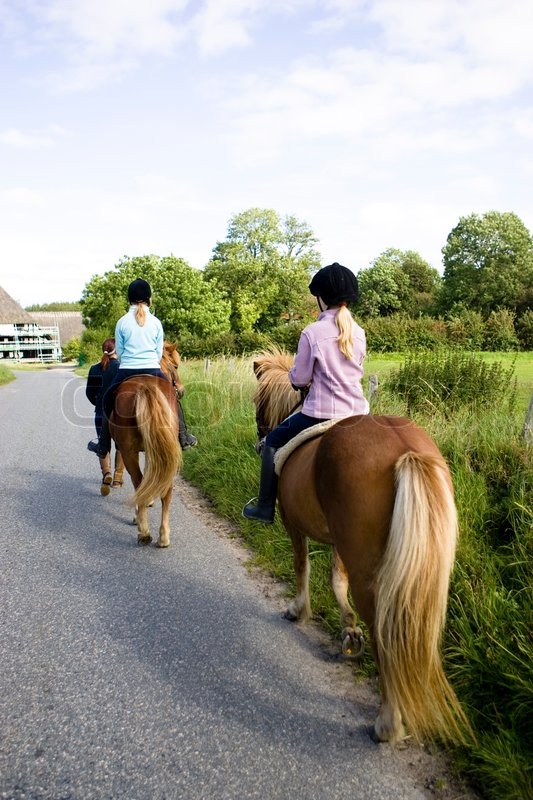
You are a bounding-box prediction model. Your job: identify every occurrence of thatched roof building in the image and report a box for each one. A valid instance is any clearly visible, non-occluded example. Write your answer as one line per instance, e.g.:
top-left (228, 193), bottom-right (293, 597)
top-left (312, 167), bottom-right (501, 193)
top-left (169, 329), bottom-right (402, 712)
top-left (30, 312), bottom-right (84, 344)
top-left (0, 286), bottom-right (61, 362)
top-left (0, 286), bottom-right (35, 324)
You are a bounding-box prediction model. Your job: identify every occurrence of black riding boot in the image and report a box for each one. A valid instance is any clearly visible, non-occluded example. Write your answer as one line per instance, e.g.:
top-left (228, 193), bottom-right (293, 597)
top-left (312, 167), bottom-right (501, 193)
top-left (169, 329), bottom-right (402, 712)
top-left (177, 401), bottom-right (198, 450)
top-left (242, 446), bottom-right (278, 524)
top-left (87, 416), bottom-right (111, 458)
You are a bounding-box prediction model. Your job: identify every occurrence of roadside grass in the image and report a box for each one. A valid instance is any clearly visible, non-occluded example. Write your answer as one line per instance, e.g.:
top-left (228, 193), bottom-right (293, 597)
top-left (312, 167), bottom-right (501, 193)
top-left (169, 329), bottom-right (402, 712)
top-left (178, 350), bottom-right (532, 800)
top-left (0, 364), bottom-right (15, 386)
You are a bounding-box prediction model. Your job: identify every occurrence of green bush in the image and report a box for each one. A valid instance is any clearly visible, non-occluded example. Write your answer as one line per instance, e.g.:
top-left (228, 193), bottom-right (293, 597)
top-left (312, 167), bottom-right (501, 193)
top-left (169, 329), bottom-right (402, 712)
top-left (79, 327), bottom-right (111, 367)
top-left (61, 337), bottom-right (81, 362)
top-left (483, 309), bottom-right (520, 351)
top-left (516, 310), bottom-right (533, 350)
top-left (445, 310), bottom-right (485, 349)
top-left (385, 350), bottom-right (517, 416)
top-left (363, 314), bottom-right (410, 351)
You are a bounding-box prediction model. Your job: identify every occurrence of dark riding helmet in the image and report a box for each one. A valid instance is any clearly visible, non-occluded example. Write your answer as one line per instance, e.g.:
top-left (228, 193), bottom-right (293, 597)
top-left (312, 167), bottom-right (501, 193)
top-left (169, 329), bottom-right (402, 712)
top-left (127, 278), bottom-right (151, 305)
top-left (309, 262), bottom-right (359, 306)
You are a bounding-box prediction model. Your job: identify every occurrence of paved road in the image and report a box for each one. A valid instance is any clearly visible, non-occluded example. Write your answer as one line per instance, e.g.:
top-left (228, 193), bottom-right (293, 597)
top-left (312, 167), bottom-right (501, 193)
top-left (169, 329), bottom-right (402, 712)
top-left (0, 369), bottom-right (447, 800)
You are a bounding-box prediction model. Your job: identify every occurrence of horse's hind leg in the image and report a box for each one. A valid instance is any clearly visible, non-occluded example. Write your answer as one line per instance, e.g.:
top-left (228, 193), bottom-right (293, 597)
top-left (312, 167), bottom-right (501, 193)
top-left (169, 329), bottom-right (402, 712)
top-left (136, 503), bottom-right (152, 546)
top-left (373, 693), bottom-right (404, 743)
top-left (284, 530), bottom-right (312, 623)
top-left (331, 549), bottom-right (365, 659)
top-left (156, 487), bottom-right (172, 548)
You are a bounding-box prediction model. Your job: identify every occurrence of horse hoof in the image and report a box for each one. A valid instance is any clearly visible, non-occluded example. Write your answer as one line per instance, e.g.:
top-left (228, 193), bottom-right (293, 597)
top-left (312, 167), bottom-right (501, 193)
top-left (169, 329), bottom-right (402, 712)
top-left (156, 541), bottom-right (169, 549)
top-left (111, 480), bottom-right (123, 488)
top-left (100, 473), bottom-right (112, 496)
top-left (283, 609), bottom-right (298, 622)
top-left (137, 534), bottom-right (152, 546)
top-left (341, 629), bottom-right (365, 659)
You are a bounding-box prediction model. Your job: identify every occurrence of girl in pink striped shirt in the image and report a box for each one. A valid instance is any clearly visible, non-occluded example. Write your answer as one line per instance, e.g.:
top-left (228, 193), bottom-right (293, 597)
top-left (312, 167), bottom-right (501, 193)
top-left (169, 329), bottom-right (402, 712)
top-left (243, 263), bottom-right (369, 523)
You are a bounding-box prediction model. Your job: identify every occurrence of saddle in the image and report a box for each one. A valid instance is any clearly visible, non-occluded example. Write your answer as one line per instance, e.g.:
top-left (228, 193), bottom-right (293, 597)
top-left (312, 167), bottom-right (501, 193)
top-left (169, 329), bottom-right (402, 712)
top-left (273, 419), bottom-right (340, 476)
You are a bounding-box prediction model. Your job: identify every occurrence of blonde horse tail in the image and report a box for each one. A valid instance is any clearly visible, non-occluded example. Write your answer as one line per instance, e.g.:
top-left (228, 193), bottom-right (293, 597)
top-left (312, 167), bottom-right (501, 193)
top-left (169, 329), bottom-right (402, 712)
top-left (374, 452), bottom-right (472, 745)
top-left (133, 383), bottom-right (182, 508)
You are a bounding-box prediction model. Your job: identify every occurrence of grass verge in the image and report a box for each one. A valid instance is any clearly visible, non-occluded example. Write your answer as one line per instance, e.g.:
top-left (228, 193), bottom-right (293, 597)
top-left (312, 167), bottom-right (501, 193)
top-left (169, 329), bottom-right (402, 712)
top-left (177, 351), bottom-right (532, 800)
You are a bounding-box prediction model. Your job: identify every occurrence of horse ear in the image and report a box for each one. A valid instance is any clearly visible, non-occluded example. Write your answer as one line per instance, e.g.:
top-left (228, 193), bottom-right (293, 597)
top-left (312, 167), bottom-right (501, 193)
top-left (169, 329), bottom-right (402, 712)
top-left (253, 360), bottom-right (261, 378)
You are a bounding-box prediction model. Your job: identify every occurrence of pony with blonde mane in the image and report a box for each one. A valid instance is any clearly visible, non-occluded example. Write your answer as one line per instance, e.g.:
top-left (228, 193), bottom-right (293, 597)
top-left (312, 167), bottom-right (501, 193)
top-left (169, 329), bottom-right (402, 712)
top-left (251, 348), bottom-right (472, 746)
top-left (109, 341), bottom-right (184, 547)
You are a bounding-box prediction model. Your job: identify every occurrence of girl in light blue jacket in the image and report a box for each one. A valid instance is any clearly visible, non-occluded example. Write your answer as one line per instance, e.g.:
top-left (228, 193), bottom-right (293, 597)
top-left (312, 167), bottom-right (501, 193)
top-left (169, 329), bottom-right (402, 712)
top-left (87, 278), bottom-right (168, 458)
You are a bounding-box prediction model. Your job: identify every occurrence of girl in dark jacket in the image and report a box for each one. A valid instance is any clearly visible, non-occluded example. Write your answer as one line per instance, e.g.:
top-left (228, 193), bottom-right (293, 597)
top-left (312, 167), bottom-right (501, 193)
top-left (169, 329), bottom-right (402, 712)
top-left (86, 338), bottom-right (124, 494)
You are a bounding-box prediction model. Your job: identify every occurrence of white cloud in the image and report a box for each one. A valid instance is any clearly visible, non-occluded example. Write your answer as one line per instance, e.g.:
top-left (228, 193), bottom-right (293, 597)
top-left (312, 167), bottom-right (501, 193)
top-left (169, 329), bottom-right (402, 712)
top-left (0, 124), bottom-right (69, 147)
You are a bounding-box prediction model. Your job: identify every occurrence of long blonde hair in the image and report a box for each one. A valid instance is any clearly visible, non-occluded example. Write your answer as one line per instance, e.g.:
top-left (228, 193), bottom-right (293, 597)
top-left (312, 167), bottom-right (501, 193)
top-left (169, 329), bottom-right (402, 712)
top-left (335, 304), bottom-right (355, 359)
top-left (134, 302), bottom-right (147, 327)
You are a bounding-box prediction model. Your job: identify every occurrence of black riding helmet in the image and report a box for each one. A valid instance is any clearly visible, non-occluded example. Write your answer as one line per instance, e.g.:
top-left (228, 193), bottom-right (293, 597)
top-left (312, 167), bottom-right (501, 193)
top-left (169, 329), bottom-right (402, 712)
top-left (309, 262), bottom-right (359, 306)
top-left (127, 278), bottom-right (152, 305)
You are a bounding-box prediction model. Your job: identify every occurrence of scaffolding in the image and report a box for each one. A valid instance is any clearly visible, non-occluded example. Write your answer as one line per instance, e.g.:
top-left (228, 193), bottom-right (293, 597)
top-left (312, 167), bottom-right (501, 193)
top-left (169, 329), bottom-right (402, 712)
top-left (0, 323), bottom-right (61, 363)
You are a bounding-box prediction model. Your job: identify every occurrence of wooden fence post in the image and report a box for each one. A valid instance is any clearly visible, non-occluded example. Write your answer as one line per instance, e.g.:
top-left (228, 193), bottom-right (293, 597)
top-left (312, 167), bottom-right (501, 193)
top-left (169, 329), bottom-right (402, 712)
top-left (368, 374), bottom-right (378, 404)
top-left (522, 391), bottom-right (533, 445)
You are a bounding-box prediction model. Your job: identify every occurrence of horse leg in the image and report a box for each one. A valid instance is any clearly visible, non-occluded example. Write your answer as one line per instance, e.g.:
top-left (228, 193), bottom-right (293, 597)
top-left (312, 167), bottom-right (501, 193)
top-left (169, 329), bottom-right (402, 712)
top-left (349, 579), bottom-right (404, 743)
top-left (156, 486), bottom-right (172, 548)
top-left (331, 548), bottom-right (365, 659)
top-left (112, 449), bottom-right (125, 488)
top-left (284, 530), bottom-right (312, 622)
top-left (135, 502), bottom-right (152, 546)
top-left (99, 454), bottom-right (112, 497)
top-left (373, 688), bottom-right (404, 744)
top-left (121, 450), bottom-right (152, 546)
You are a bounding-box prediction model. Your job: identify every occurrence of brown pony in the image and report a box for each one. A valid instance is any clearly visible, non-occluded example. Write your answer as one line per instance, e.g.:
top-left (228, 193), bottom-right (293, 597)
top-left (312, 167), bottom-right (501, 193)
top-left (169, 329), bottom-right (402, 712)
top-left (251, 349), bottom-right (472, 746)
top-left (109, 342), bottom-right (184, 547)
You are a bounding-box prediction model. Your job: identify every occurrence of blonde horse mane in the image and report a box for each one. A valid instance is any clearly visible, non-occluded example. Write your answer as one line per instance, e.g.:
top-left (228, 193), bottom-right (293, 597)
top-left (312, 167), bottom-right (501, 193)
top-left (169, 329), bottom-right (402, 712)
top-left (253, 348), bottom-right (301, 430)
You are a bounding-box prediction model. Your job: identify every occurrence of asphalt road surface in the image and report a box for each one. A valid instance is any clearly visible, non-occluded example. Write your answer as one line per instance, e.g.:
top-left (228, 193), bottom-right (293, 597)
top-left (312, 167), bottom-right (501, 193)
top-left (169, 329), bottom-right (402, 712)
top-left (0, 368), bottom-right (464, 800)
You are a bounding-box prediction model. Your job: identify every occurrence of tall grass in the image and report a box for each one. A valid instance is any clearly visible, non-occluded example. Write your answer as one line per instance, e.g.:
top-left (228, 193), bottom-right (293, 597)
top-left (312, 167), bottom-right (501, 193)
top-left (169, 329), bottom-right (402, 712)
top-left (177, 351), bottom-right (532, 798)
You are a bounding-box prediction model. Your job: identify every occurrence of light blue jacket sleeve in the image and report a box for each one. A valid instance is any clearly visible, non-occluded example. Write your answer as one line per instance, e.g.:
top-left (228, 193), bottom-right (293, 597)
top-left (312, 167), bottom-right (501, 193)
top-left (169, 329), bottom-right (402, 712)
top-left (155, 319), bottom-right (164, 361)
top-left (115, 318), bottom-right (125, 361)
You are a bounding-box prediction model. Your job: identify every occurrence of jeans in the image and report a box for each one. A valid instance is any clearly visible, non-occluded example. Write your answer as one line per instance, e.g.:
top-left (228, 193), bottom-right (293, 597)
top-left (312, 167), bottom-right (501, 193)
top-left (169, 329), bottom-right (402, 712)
top-left (265, 412), bottom-right (329, 449)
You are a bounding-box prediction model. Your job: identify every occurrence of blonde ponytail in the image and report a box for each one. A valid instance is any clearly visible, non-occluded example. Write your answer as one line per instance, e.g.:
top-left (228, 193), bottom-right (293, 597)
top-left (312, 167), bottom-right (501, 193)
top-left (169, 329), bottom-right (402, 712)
top-left (135, 303), bottom-right (147, 327)
top-left (335, 304), bottom-right (355, 359)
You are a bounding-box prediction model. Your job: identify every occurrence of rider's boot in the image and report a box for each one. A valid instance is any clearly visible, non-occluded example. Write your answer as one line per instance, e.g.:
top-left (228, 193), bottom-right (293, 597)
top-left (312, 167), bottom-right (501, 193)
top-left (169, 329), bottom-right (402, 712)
top-left (87, 417), bottom-right (111, 458)
top-left (177, 401), bottom-right (198, 450)
top-left (242, 446), bottom-right (278, 524)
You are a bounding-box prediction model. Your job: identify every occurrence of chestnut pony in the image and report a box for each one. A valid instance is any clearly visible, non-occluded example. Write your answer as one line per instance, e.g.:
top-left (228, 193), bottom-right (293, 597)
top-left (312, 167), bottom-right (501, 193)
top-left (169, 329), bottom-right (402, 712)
top-left (109, 341), bottom-right (183, 547)
top-left (251, 349), bottom-right (471, 746)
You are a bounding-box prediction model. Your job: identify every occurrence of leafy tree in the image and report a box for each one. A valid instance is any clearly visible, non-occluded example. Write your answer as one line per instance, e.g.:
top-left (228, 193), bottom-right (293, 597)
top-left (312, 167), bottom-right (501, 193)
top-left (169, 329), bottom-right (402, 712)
top-left (357, 248), bottom-right (440, 317)
top-left (204, 208), bottom-right (321, 332)
top-left (80, 255), bottom-right (230, 341)
top-left (440, 211), bottom-right (533, 316)
top-left (25, 301), bottom-right (82, 311)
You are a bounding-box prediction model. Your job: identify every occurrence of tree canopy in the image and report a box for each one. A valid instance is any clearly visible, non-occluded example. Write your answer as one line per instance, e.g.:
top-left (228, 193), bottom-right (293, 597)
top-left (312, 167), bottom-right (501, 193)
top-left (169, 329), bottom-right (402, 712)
top-left (204, 208), bottom-right (321, 332)
top-left (357, 248), bottom-right (440, 317)
top-left (440, 211), bottom-right (533, 316)
top-left (80, 255), bottom-right (230, 341)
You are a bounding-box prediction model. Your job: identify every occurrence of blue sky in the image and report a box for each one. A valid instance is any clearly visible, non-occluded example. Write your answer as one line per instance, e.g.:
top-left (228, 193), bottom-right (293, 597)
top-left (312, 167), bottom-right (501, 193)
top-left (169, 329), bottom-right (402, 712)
top-left (1, 0), bottom-right (532, 306)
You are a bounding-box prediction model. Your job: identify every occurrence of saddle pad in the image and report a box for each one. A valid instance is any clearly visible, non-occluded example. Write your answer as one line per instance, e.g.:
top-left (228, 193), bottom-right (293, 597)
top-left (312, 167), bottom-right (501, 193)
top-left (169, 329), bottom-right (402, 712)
top-left (274, 418), bottom-right (342, 476)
